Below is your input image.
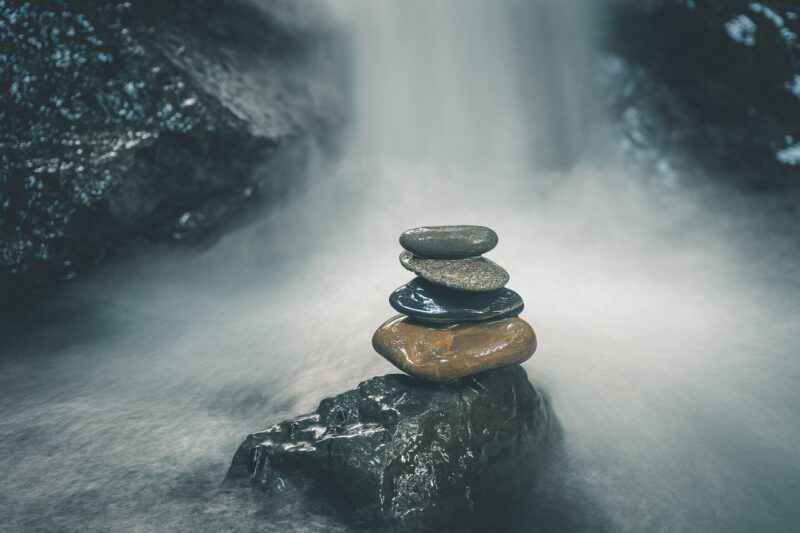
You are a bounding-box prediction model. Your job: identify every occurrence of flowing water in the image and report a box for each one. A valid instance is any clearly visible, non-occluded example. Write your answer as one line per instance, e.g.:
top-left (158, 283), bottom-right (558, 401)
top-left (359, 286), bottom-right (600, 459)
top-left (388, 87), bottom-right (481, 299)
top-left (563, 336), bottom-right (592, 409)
top-left (2, 1), bottom-right (800, 531)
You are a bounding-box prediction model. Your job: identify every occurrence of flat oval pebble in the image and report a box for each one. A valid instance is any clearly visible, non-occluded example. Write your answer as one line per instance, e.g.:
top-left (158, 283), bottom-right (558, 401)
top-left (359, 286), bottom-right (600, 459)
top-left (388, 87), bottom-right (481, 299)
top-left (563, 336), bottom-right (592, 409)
top-left (399, 225), bottom-right (498, 258)
top-left (390, 277), bottom-right (524, 323)
top-left (399, 251), bottom-right (509, 292)
top-left (372, 315), bottom-right (537, 382)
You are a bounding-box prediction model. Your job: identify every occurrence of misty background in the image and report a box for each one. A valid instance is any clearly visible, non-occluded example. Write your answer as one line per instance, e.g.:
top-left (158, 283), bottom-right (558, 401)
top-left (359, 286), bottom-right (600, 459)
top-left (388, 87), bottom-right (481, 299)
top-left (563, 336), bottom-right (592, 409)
top-left (1, 0), bottom-right (799, 531)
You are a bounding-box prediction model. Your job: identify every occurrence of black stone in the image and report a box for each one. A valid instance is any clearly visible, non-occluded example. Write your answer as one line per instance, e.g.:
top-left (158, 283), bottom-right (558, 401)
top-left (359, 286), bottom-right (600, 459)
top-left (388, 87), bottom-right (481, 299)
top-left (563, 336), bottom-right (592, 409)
top-left (390, 277), bottom-right (524, 323)
top-left (224, 365), bottom-right (557, 528)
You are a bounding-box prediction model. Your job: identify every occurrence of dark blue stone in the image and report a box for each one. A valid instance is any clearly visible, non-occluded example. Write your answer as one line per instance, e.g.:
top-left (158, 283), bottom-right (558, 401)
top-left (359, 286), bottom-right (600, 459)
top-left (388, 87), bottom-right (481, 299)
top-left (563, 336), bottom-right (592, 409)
top-left (390, 277), bottom-right (524, 323)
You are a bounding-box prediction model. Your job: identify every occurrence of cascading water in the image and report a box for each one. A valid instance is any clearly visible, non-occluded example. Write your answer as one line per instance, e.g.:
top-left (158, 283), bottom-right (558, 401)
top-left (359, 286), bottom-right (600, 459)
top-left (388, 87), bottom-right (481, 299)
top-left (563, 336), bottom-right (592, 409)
top-left (331, 0), bottom-right (597, 170)
top-left (2, 1), bottom-right (799, 532)
top-left (342, 0), bottom-right (530, 167)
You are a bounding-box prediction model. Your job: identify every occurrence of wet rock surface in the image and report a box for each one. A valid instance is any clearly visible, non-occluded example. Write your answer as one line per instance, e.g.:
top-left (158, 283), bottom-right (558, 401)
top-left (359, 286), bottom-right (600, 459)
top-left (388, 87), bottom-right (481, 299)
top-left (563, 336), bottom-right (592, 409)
top-left (225, 365), bottom-right (557, 528)
top-left (390, 277), bottom-right (524, 323)
top-left (604, 0), bottom-right (800, 189)
top-left (399, 225), bottom-right (498, 258)
top-left (0, 0), bottom-right (345, 307)
top-left (399, 251), bottom-right (509, 292)
top-left (372, 315), bottom-right (536, 382)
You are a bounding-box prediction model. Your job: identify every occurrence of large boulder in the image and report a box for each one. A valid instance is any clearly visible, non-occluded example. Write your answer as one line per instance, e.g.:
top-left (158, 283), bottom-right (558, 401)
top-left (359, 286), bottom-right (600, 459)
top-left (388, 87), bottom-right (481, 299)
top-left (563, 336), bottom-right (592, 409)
top-left (602, 0), bottom-right (800, 189)
top-left (0, 0), bottom-right (345, 306)
top-left (224, 365), bottom-right (558, 528)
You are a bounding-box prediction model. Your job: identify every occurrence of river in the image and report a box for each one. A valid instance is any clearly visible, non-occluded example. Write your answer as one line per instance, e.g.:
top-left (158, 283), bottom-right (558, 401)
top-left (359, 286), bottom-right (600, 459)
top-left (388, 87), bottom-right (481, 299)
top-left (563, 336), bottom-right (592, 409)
top-left (2, 1), bottom-right (799, 531)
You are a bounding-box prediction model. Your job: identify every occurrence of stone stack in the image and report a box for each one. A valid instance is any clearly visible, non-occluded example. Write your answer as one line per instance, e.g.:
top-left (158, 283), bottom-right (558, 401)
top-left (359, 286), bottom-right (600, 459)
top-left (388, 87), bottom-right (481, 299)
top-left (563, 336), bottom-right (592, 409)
top-left (372, 225), bottom-right (537, 381)
top-left (226, 227), bottom-right (552, 526)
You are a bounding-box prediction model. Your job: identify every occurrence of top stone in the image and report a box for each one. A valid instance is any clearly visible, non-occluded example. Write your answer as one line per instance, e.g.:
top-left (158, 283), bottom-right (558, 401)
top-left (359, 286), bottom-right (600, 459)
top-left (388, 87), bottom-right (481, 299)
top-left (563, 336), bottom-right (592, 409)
top-left (399, 225), bottom-right (498, 259)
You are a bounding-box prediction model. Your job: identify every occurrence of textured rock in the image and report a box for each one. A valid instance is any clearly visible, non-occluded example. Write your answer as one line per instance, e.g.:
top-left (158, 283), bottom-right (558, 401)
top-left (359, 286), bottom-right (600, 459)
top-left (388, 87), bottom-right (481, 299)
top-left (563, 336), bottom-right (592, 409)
top-left (390, 277), bottom-right (523, 323)
top-left (372, 315), bottom-right (536, 381)
top-left (604, 0), bottom-right (800, 189)
top-left (0, 0), bottom-right (345, 308)
top-left (399, 251), bottom-right (509, 292)
top-left (399, 225), bottom-right (498, 258)
top-left (224, 365), bottom-right (556, 527)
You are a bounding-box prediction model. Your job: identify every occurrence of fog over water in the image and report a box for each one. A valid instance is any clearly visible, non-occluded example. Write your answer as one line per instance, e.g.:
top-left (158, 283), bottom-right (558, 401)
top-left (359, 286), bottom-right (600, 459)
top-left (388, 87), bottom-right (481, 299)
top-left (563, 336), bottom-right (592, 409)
top-left (2, 1), bottom-right (800, 531)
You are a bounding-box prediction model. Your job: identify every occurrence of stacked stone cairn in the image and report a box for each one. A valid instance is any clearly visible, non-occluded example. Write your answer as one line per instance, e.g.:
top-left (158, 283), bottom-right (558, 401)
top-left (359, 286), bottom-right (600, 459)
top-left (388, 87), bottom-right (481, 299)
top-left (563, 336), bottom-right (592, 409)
top-left (372, 225), bottom-right (537, 381)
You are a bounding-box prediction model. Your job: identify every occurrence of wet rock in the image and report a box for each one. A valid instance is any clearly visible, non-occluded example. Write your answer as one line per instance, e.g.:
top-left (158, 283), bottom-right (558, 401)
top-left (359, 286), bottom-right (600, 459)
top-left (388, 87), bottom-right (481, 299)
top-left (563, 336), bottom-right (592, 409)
top-left (399, 251), bottom-right (509, 292)
top-left (390, 277), bottom-right (523, 324)
top-left (372, 315), bottom-right (536, 381)
top-left (0, 0), bottom-right (346, 308)
top-left (604, 0), bottom-right (800, 190)
top-left (399, 225), bottom-right (498, 258)
top-left (224, 365), bottom-right (556, 528)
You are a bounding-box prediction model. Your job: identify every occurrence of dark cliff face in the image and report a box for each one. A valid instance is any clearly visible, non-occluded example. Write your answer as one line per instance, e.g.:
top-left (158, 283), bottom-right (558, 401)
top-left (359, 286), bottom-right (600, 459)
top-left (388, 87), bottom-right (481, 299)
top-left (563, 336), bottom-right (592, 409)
top-left (0, 0), bottom-right (347, 307)
top-left (602, 0), bottom-right (800, 190)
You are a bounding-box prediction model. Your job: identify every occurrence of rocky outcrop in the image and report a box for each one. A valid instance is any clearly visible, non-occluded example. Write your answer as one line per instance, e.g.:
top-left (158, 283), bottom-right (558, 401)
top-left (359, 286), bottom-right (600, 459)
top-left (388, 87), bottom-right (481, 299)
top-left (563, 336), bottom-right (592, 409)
top-left (602, 0), bottom-right (800, 189)
top-left (224, 365), bottom-right (557, 528)
top-left (0, 0), bottom-right (346, 307)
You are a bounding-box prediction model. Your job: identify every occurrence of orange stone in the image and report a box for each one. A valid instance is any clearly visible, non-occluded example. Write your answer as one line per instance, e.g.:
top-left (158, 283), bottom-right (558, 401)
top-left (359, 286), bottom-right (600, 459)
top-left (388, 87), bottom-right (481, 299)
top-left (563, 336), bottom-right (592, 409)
top-left (372, 315), bottom-right (537, 382)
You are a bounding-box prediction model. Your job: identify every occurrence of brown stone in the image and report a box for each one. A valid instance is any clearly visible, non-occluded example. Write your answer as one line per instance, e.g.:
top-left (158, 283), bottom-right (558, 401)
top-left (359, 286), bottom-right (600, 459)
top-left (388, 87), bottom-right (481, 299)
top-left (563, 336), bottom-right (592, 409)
top-left (372, 315), bottom-right (537, 382)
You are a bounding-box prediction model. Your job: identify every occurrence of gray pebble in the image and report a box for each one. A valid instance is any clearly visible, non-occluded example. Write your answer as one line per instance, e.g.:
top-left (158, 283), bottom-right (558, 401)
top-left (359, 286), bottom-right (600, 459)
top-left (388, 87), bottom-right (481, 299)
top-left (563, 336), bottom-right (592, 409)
top-left (399, 251), bottom-right (509, 292)
top-left (399, 225), bottom-right (498, 258)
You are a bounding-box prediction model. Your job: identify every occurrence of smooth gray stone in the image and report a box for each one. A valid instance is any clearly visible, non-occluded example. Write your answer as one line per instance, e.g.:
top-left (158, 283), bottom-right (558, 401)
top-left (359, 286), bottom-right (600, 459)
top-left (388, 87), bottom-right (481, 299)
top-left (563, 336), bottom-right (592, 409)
top-left (390, 277), bottom-right (524, 323)
top-left (399, 251), bottom-right (509, 292)
top-left (399, 225), bottom-right (498, 258)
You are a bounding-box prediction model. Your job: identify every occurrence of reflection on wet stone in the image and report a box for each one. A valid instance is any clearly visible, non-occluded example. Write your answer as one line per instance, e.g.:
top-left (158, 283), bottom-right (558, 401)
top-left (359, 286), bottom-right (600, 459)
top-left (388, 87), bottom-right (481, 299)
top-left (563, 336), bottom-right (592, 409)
top-left (372, 315), bottom-right (536, 382)
top-left (390, 277), bottom-right (524, 323)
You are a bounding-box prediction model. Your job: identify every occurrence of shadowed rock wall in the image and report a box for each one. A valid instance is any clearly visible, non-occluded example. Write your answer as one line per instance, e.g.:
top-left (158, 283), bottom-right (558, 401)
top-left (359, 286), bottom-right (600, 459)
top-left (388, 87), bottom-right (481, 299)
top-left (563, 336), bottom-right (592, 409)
top-left (603, 0), bottom-right (800, 189)
top-left (0, 0), bottom-right (346, 307)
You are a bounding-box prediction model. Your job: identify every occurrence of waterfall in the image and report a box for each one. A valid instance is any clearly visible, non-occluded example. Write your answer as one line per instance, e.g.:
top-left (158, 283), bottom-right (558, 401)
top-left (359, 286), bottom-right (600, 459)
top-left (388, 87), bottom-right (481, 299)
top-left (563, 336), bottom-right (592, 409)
top-left (329, 0), bottom-right (599, 171)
